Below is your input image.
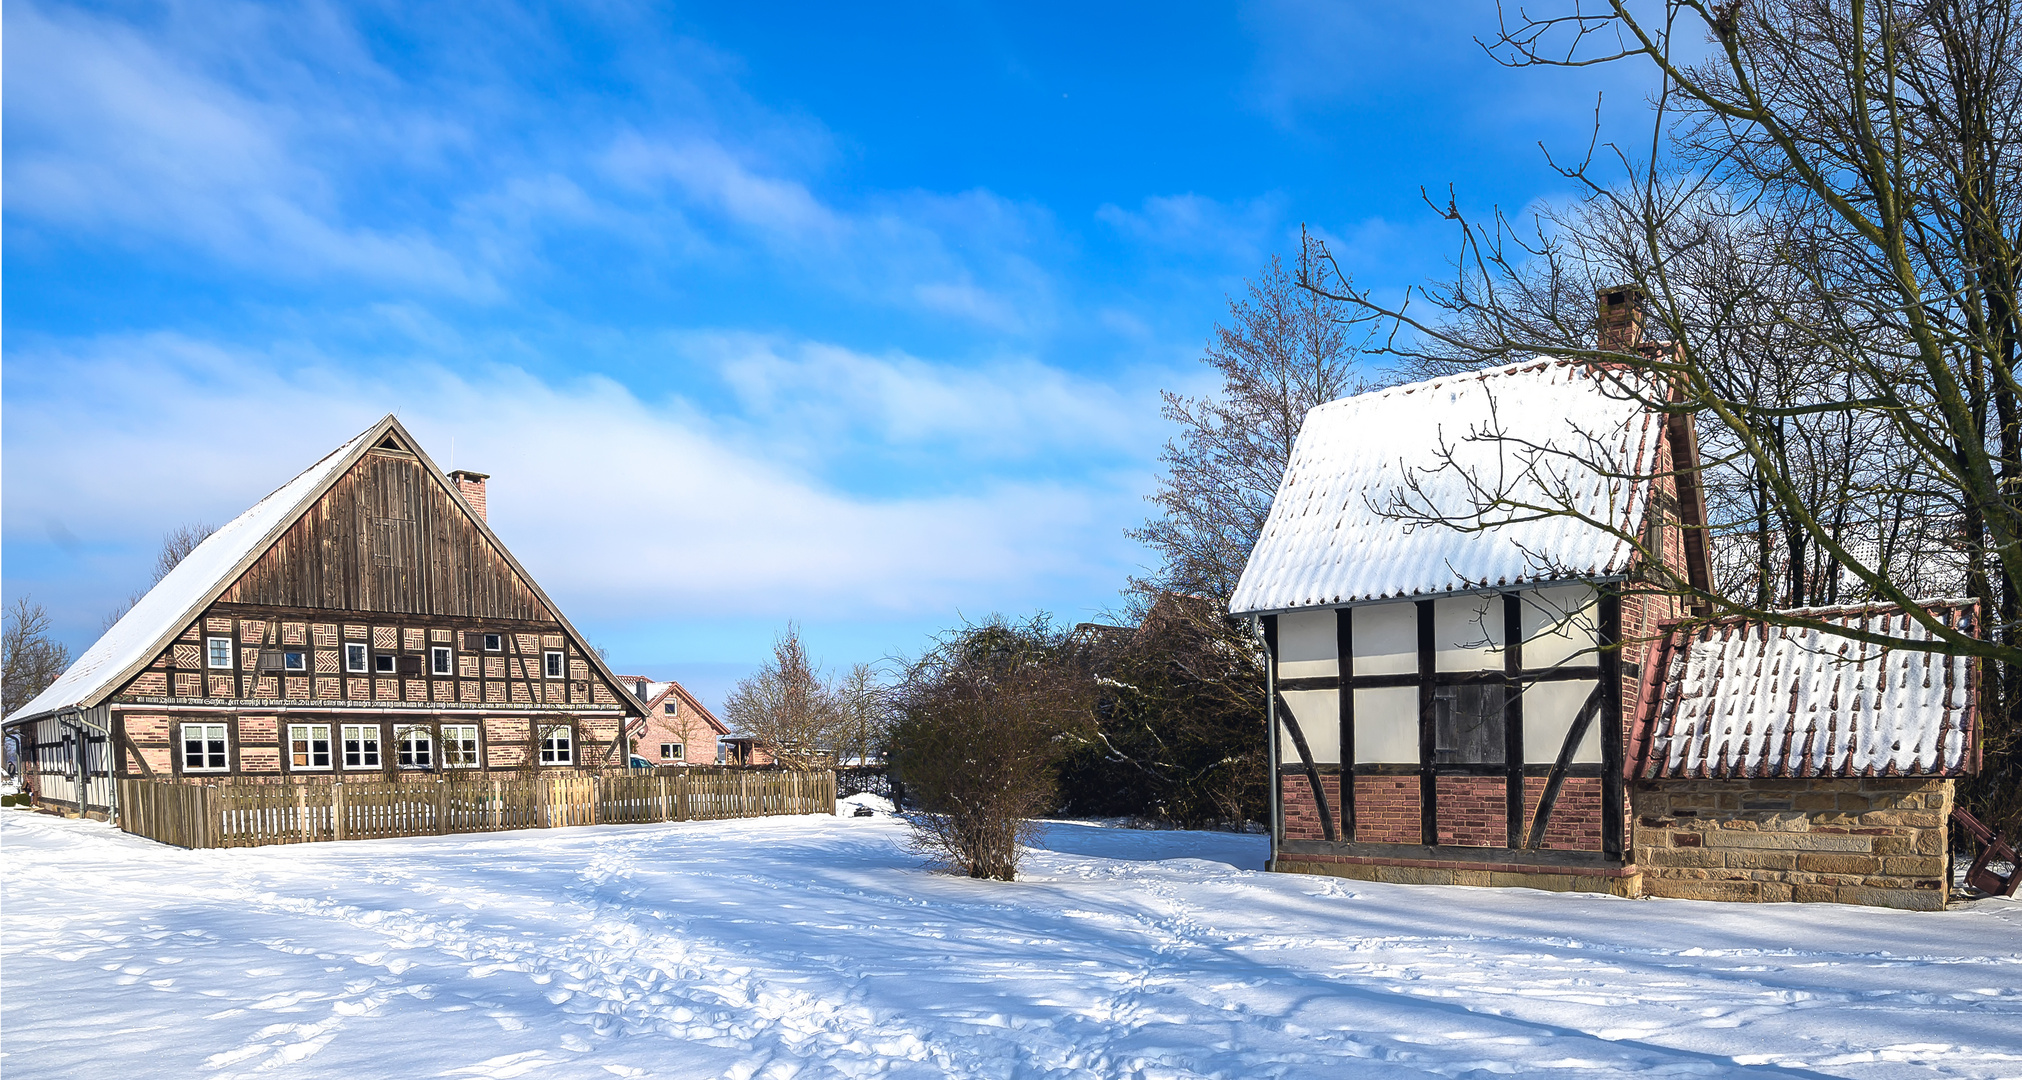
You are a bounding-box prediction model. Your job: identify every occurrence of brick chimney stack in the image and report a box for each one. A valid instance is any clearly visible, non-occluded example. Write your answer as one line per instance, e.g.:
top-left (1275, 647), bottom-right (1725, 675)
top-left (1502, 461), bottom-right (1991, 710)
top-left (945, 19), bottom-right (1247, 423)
top-left (449, 469), bottom-right (490, 522)
top-left (1596, 285), bottom-right (1647, 352)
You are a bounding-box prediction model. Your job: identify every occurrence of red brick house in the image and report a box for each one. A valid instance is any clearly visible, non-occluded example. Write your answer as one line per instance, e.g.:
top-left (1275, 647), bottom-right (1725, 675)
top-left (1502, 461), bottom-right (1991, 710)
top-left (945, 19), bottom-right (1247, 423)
top-left (1229, 293), bottom-right (1977, 908)
top-left (4, 416), bottom-right (649, 816)
top-left (615, 676), bottom-right (730, 766)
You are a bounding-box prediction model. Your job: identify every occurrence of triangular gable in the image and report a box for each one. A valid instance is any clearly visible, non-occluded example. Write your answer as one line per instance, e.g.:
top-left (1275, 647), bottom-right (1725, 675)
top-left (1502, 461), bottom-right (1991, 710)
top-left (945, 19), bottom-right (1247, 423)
top-left (8, 415), bottom-right (649, 724)
top-left (1230, 360), bottom-right (1673, 615)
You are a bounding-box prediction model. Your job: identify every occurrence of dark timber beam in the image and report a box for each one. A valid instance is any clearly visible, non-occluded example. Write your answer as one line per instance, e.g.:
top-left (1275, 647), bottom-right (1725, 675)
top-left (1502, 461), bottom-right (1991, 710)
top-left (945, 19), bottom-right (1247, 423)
top-left (1503, 594), bottom-right (1525, 849)
top-left (1599, 590), bottom-right (1625, 860)
top-left (1417, 599), bottom-right (1436, 847)
top-left (1336, 607), bottom-right (1356, 842)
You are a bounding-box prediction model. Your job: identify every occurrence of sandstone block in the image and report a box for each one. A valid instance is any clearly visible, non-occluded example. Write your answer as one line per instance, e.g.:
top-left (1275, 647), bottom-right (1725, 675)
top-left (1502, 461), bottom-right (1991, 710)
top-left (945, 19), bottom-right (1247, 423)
top-left (1647, 847), bottom-right (1723, 868)
top-left (1834, 885), bottom-right (1945, 912)
top-left (1792, 883), bottom-right (1837, 903)
top-left (1798, 853), bottom-right (1882, 875)
top-left (1882, 856), bottom-right (1944, 878)
top-left (1646, 879), bottom-right (1760, 903)
top-left (1725, 851), bottom-right (1798, 872)
top-left (1705, 831), bottom-right (1870, 851)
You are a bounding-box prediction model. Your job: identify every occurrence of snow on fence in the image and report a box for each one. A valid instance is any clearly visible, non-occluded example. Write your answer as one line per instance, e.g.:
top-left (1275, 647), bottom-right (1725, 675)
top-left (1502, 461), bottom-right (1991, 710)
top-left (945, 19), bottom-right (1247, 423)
top-left (115, 768), bottom-right (837, 849)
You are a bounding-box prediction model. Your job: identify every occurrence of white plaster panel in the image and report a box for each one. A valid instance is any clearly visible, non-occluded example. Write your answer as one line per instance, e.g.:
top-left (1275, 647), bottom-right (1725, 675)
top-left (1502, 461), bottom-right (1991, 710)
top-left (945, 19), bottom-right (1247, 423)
top-left (1275, 608), bottom-right (1338, 680)
top-left (1519, 584), bottom-right (1599, 670)
top-left (1277, 689), bottom-right (1340, 764)
top-left (1435, 594), bottom-right (1505, 672)
top-left (1519, 679), bottom-right (1603, 763)
top-left (1352, 686), bottom-right (1420, 763)
top-left (1351, 600), bottom-right (1417, 676)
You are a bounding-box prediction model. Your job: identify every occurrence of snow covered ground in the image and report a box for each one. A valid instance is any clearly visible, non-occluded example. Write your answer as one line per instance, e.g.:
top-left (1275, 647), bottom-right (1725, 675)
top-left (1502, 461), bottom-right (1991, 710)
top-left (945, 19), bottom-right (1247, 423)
top-left (3, 806), bottom-right (2019, 1080)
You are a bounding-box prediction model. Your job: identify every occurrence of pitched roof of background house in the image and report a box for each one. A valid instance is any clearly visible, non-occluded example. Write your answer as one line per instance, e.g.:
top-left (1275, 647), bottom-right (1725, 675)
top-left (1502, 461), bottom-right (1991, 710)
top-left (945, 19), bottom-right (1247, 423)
top-left (6, 415), bottom-right (648, 727)
top-left (1631, 601), bottom-right (1979, 780)
top-left (1230, 360), bottom-right (1668, 615)
top-left (619, 677), bottom-right (730, 737)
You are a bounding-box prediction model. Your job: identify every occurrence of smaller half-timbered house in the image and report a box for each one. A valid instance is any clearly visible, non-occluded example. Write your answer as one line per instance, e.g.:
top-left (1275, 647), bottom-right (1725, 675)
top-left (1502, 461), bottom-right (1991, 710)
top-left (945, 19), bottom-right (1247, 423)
top-left (4, 416), bottom-right (648, 816)
top-left (1230, 294), bottom-right (1978, 908)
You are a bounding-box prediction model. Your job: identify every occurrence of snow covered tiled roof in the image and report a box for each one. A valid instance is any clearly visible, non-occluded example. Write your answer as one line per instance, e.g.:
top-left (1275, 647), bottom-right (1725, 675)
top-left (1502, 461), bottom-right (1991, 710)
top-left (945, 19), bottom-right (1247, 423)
top-left (1633, 602), bottom-right (1978, 780)
top-left (1229, 360), bottom-right (1664, 615)
top-left (7, 427), bottom-right (377, 725)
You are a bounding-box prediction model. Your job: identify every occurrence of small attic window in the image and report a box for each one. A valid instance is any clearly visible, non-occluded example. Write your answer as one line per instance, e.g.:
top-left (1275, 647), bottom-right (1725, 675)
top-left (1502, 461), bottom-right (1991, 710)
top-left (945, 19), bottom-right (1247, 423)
top-left (378, 434), bottom-right (405, 451)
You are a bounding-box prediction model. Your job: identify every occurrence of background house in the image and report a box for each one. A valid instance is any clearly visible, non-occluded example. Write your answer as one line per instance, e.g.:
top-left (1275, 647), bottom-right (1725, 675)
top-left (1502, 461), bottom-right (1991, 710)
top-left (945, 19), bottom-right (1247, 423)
top-left (618, 676), bottom-right (730, 766)
top-left (4, 416), bottom-right (649, 817)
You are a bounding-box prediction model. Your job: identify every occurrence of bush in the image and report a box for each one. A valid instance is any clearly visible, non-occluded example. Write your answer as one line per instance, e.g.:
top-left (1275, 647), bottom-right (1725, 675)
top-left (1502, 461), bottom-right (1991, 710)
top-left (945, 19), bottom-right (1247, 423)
top-left (890, 616), bottom-right (1095, 881)
top-left (1056, 595), bottom-right (1269, 829)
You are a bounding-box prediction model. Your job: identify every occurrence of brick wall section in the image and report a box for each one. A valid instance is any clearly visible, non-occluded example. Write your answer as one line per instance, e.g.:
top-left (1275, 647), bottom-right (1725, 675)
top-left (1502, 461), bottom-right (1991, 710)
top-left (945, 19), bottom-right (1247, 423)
top-left (1280, 774), bottom-right (1341, 841)
top-left (1352, 777), bottom-right (1417, 843)
top-left (1635, 778), bottom-right (1952, 910)
top-left (1436, 776), bottom-right (1504, 846)
top-left (1523, 776), bottom-right (1603, 850)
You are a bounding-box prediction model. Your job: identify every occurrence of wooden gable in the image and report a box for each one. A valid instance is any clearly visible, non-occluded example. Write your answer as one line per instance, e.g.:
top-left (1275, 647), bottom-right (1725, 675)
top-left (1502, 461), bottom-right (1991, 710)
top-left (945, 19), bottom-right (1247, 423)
top-left (220, 445), bottom-right (548, 620)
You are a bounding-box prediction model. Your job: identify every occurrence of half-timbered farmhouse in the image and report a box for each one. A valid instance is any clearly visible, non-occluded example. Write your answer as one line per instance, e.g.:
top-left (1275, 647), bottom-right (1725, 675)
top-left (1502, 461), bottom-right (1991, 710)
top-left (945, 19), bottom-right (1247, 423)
top-left (1231, 294), bottom-right (1978, 909)
top-left (4, 416), bottom-right (648, 817)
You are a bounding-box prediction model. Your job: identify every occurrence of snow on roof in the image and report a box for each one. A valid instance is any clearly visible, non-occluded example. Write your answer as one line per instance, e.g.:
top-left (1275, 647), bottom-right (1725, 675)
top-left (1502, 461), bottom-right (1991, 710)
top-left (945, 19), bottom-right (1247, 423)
top-left (7, 426), bottom-right (379, 725)
top-left (1230, 360), bottom-right (1664, 615)
top-left (1633, 601), bottom-right (1978, 780)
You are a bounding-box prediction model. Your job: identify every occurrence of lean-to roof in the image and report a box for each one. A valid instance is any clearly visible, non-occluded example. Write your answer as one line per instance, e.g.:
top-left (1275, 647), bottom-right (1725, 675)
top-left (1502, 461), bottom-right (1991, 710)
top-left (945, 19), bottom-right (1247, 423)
top-left (1631, 602), bottom-right (1978, 779)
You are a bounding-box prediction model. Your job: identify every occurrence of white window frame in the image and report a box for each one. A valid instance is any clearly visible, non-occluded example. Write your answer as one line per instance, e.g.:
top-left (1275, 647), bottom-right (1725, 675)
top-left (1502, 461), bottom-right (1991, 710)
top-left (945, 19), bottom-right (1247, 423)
top-left (483, 633), bottom-right (503, 652)
top-left (442, 724), bottom-right (481, 768)
top-left (288, 723), bottom-right (332, 770)
top-left (396, 726), bottom-right (433, 769)
top-left (543, 651), bottom-right (564, 679)
top-left (344, 642), bottom-right (369, 673)
top-left (374, 653), bottom-right (396, 674)
top-left (206, 637), bottom-right (234, 670)
top-left (430, 646), bottom-right (453, 676)
top-left (341, 724), bottom-right (381, 770)
top-left (661, 742), bottom-right (683, 761)
top-left (181, 723), bottom-right (230, 773)
top-left (283, 650), bottom-right (309, 672)
top-left (539, 724), bottom-right (573, 766)
top-left (665, 700), bottom-right (679, 716)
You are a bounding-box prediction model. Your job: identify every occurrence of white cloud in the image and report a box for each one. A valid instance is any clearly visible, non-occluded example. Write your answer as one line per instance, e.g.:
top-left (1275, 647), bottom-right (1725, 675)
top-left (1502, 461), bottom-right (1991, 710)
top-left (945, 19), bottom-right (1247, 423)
top-left (1097, 193), bottom-right (1285, 264)
top-left (1, 334), bottom-right (1150, 635)
top-left (4, 1), bottom-right (496, 298)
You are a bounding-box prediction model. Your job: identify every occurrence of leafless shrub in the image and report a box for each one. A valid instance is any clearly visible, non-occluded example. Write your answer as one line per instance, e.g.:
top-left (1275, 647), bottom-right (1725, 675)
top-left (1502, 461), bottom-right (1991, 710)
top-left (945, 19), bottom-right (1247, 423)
top-left (890, 616), bottom-right (1096, 881)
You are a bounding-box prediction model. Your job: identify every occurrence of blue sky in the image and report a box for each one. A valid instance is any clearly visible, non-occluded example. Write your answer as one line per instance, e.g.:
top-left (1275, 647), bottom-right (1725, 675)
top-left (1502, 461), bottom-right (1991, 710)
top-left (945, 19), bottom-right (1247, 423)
top-left (3, 0), bottom-right (1661, 707)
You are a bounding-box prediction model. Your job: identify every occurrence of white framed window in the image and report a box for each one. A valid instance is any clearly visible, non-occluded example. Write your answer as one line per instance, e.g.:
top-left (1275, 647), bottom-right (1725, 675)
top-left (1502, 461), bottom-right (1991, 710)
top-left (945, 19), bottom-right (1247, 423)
top-left (661, 742), bottom-right (683, 761)
top-left (342, 724), bottom-right (381, 769)
top-left (396, 727), bottom-right (433, 769)
top-left (288, 724), bottom-right (332, 770)
top-left (283, 650), bottom-right (308, 672)
top-left (543, 651), bottom-right (564, 679)
top-left (539, 725), bottom-right (573, 766)
top-left (664, 700), bottom-right (679, 716)
top-left (344, 642), bottom-right (369, 673)
top-left (430, 646), bottom-right (453, 675)
top-left (442, 724), bottom-right (481, 767)
top-left (181, 723), bottom-right (229, 772)
top-left (206, 637), bottom-right (234, 669)
top-left (483, 633), bottom-right (503, 652)
top-left (374, 653), bottom-right (396, 673)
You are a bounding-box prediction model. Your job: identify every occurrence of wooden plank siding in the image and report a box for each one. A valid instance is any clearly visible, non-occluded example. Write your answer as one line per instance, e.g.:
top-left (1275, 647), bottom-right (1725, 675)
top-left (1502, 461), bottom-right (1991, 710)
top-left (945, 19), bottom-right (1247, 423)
top-left (222, 449), bottom-right (547, 620)
top-left (116, 769), bottom-right (838, 849)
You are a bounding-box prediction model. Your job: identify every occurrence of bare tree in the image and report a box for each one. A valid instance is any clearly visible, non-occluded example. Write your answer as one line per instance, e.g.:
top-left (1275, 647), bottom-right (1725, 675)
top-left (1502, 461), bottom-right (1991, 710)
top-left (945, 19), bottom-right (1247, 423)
top-left (4, 597), bottom-right (71, 724)
top-left (104, 522), bottom-right (218, 630)
top-left (723, 624), bottom-right (842, 769)
top-left (1129, 232), bottom-right (1375, 611)
top-left (831, 663), bottom-right (893, 767)
top-left (1304, 0), bottom-right (2022, 829)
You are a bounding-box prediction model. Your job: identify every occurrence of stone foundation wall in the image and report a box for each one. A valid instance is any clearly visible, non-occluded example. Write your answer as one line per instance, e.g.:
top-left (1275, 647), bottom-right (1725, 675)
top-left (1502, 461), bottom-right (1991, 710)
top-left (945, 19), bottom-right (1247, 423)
top-left (1634, 778), bottom-right (1953, 910)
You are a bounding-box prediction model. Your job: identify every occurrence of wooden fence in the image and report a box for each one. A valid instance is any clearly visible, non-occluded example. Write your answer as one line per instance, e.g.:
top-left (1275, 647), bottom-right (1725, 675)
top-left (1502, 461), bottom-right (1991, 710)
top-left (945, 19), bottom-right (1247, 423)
top-left (116, 768), bottom-right (836, 849)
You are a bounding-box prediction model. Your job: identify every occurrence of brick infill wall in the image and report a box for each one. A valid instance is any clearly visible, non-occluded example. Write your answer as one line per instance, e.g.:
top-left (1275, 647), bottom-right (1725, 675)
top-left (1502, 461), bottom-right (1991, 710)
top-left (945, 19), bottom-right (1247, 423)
top-left (1634, 777), bottom-right (1953, 910)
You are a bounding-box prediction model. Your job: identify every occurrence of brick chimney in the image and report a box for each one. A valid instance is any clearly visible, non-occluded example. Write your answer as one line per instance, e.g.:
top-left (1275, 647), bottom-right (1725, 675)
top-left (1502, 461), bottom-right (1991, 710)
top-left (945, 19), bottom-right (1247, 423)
top-left (449, 469), bottom-right (490, 521)
top-left (1596, 285), bottom-right (1646, 352)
